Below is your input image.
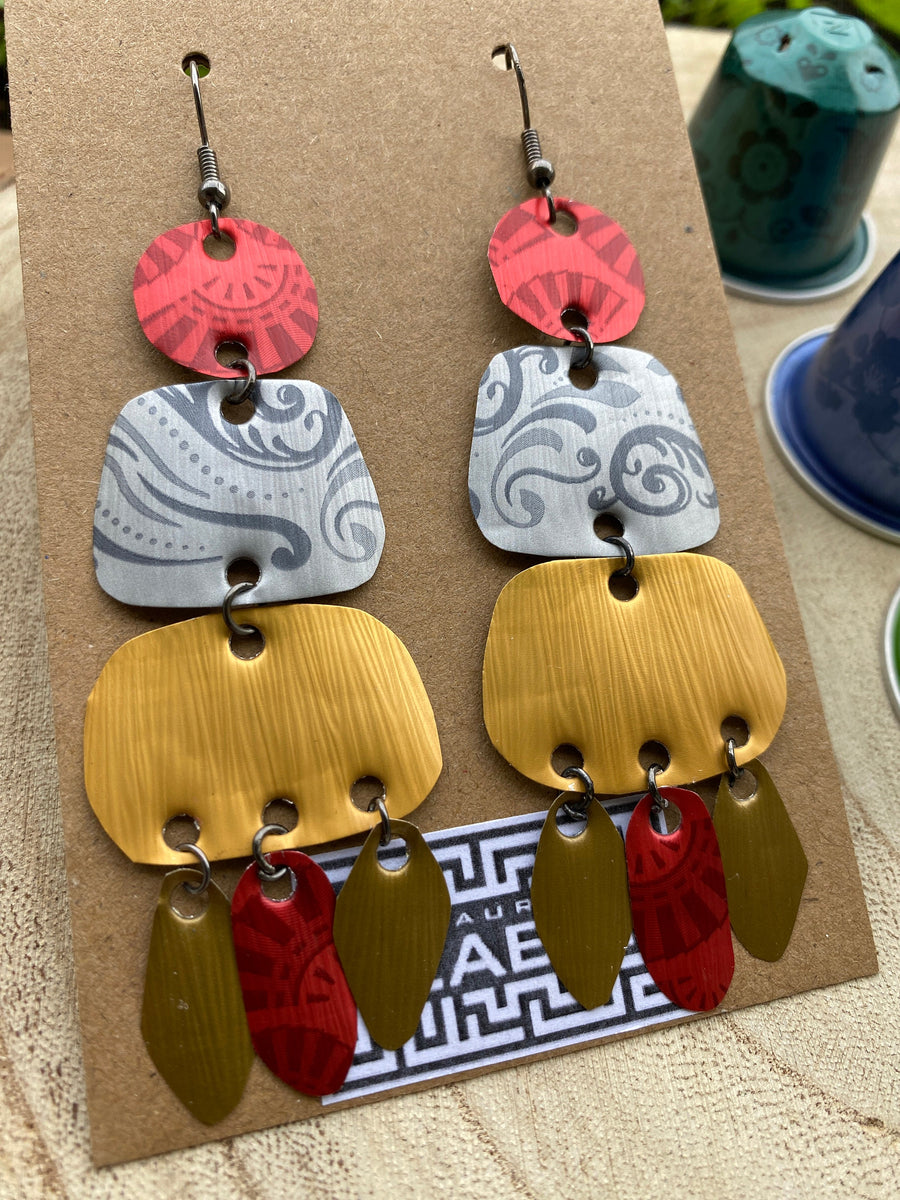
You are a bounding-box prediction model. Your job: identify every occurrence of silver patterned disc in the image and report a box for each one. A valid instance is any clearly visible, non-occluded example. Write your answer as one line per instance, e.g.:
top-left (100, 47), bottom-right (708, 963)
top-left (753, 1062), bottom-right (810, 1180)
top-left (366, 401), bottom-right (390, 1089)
top-left (469, 345), bottom-right (719, 557)
top-left (93, 379), bottom-right (384, 607)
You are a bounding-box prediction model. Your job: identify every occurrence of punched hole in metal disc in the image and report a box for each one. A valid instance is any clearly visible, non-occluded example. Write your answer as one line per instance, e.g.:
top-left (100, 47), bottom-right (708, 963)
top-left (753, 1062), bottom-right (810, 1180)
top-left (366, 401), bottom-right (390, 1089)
top-left (169, 883), bottom-right (210, 919)
top-left (350, 775), bottom-right (386, 812)
top-left (593, 513), bottom-right (624, 541)
top-left (229, 626), bottom-right (265, 660)
top-left (203, 231), bottom-right (236, 260)
top-left (163, 813), bottom-right (200, 848)
top-left (729, 769), bottom-right (759, 802)
top-left (554, 804), bottom-right (588, 839)
top-left (261, 867), bottom-right (296, 902)
top-left (608, 570), bottom-right (638, 603)
top-left (552, 209), bottom-right (578, 237)
top-left (227, 557), bottom-right (261, 587)
top-left (376, 836), bottom-right (409, 872)
top-left (721, 714), bottom-right (750, 748)
top-left (551, 743), bottom-right (584, 777)
top-left (652, 802), bottom-right (683, 836)
top-left (262, 797), bottom-right (298, 833)
top-left (639, 740), bottom-right (670, 773)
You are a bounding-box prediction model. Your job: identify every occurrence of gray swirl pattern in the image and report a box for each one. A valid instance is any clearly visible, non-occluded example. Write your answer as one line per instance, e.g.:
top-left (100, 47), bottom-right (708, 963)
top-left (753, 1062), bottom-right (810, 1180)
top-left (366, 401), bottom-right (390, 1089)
top-left (94, 379), bottom-right (384, 607)
top-left (469, 346), bottom-right (719, 557)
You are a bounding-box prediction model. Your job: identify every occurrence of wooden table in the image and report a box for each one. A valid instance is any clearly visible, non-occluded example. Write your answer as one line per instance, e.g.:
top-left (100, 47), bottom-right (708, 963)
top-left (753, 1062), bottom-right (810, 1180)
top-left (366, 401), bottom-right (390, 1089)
top-left (0, 28), bottom-right (897, 1196)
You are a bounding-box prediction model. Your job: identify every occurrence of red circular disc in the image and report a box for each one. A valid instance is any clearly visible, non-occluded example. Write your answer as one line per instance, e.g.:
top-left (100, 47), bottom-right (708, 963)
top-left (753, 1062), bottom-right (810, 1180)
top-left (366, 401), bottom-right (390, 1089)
top-left (488, 197), bottom-right (645, 342)
top-left (133, 217), bottom-right (319, 377)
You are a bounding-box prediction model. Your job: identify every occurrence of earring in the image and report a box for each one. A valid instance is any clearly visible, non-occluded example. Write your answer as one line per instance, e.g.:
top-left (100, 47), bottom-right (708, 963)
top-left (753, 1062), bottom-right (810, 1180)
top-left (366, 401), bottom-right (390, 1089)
top-left (85, 57), bottom-right (443, 1120)
top-left (471, 46), bottom-right (806, 1014)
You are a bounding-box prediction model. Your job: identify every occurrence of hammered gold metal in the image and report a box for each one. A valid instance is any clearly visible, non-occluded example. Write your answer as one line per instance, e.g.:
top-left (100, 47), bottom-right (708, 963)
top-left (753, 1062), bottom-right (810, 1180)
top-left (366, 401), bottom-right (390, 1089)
top-left (141, 869), bottom-right (253, 1125)
top-left (84, 604), bottom-right (442, 863)
top-left (713, 758), bottom-right (808, 961)
top-left (483, 554), bottom-right (786, 794)
top-left (531, 795), bottom-right (631, 1009)
top-left (334, 819), bottom-right (450, 1050)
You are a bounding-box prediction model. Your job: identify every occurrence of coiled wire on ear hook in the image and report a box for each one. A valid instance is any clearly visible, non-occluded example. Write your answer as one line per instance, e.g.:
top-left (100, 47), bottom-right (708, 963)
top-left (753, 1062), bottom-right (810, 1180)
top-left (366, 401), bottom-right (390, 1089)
top-left (500, 43), bottom-right (556, 223)
top-left (185, 55), bottom-right (231, 236)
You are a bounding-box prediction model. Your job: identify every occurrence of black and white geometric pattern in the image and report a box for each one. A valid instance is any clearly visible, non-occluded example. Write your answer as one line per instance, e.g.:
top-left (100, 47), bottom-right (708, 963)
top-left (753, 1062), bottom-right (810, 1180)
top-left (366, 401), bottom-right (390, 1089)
top-left (317, 802), bottom-right (687, 1103)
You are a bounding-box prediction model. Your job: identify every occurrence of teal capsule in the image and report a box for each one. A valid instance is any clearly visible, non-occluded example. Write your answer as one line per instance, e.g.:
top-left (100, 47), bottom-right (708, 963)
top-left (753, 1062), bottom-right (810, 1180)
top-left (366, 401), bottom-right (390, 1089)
top-left (689, 7), bottom-right (900, 286)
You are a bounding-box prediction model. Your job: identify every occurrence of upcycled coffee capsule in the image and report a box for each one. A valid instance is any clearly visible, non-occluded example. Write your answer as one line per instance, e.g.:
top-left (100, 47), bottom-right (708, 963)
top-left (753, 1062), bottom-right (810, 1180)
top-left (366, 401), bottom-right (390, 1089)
top-left (713, 754), bottom-right (808, 962)
top-left (93, 378), bottom-right (384, 608)
top-left (689, 6), bottom-right (898, 300)
top-left (530, 772), bottom-right (631, 1010)
top-left (626, 781), bottom-right (734, 1012)
top-left (469, 345), bottom-right (719, 558)
top-left (84, 602), bottom-right (442, 864)
top-left (483, 553), bottom-right (787, 795)
top-left (766, 249), bottom-right (900, 541)
top-left (141, 854), bottom-right (254, 1125)
top-left (334, 810), bottom-right (451, 1050)
top-left (231, 839), bottom-right (358, 1097)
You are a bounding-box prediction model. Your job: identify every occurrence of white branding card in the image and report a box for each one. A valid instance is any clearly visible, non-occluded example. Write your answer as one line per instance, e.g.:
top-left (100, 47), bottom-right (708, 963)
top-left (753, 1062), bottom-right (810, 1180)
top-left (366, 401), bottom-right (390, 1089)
top-left (315, 801), bottom-right (688, 1104)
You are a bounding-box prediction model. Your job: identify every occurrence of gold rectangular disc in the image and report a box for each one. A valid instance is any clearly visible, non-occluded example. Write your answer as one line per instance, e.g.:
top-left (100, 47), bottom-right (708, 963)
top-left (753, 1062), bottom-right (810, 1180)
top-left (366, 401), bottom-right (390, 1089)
top-left (85, 604), bottom-right (442, 863)
top-left (483, 554), bottom-right (786, 794)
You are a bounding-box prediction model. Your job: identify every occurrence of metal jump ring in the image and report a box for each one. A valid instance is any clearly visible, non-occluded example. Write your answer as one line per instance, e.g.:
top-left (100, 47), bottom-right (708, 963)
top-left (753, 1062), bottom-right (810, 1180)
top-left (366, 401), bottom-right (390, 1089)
top-left (175, 841), bottom-right (211, 895)
top-left (569, 325), bottom-right (594, 371)
top-left (223, 357), bottom-right (258, 405)
top-left (561, 764), bottom-right (595, 820)
top-left (367, 793), bottom-right (392, 848)
top-left (222, 580), bottom-right (257, 637)
top-left (603, 535), bottom-right (636, 579)
top-left (647, 764), bottom-right (668, 810)
top-left (725, 736), bottom-right (744, 786)
top-left (252, 823), bottom-right (289, 881)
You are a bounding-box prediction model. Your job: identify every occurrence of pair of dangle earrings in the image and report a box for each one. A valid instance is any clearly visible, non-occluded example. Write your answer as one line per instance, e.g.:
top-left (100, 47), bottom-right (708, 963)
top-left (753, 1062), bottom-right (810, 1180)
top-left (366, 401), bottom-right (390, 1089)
top-left (84, 45), bottom-right (810, 1126)
top-left (471, 46), bottom-right (808, 1014)
top-left (85, 56), bottom-right (451, 1123)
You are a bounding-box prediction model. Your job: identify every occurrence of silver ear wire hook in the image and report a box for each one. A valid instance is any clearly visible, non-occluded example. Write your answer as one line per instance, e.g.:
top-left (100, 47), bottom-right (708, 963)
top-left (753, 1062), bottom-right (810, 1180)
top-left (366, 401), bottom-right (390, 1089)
top-left (186, 56), bottom-right (231, 237)
top-left (501, 43), bottom-right (556, 223)
top-left (504, 43), bottom-right (532, 129)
